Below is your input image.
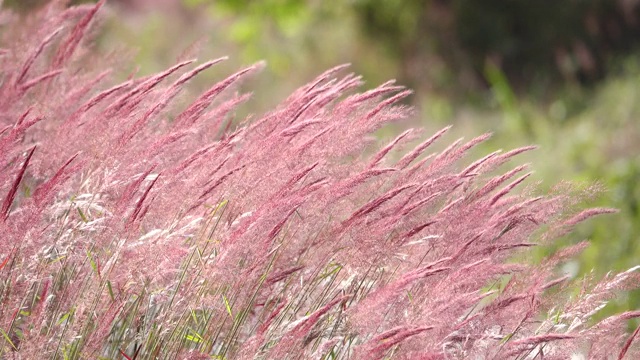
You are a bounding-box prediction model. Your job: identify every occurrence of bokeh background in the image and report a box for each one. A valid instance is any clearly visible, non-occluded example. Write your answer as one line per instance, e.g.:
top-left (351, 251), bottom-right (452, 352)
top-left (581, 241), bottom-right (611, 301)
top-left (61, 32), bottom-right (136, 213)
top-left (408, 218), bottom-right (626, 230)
top-left (5, 0), bottom-right (640, 318)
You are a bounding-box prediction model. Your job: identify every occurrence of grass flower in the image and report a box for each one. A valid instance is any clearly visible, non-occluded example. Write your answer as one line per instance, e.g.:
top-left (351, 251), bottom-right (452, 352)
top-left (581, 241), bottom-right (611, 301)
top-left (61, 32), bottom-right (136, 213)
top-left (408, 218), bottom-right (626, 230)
top-left (0, 2), bottom-right (637, 359)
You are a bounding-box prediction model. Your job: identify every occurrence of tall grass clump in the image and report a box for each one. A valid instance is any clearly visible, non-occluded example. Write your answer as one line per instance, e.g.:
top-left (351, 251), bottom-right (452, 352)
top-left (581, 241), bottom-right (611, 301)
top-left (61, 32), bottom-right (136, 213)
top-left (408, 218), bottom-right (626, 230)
top-left (0, 2), bottom-right (638, 359)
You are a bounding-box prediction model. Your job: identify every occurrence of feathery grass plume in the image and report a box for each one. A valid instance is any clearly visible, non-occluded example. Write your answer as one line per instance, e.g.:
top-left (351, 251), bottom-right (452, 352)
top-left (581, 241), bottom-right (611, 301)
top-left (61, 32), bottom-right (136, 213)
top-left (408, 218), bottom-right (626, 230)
top-left (0, 2), bottom-right (637, 359)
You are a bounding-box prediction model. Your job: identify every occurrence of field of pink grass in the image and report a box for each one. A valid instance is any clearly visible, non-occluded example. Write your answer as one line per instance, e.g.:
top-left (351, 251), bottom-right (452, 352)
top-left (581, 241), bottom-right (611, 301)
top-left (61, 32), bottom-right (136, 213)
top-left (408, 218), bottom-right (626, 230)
top-left (0, 1), bottom-right (638, 359)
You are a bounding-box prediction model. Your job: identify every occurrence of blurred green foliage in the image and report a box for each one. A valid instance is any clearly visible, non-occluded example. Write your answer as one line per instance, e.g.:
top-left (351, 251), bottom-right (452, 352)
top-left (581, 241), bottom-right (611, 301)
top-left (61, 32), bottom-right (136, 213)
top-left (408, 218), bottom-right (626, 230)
top-left (356, 0), bottom-right (640, 95)
top-left (185, 0), bottom-right (640, 99)
top-left (183, 0), bottom-right (350, 77)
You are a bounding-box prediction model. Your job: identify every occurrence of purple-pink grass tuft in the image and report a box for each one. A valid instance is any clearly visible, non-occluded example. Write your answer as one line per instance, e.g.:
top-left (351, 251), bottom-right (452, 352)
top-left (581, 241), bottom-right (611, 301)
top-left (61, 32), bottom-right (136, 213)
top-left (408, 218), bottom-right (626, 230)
top-left (0, 3), bottom-right (635, 360)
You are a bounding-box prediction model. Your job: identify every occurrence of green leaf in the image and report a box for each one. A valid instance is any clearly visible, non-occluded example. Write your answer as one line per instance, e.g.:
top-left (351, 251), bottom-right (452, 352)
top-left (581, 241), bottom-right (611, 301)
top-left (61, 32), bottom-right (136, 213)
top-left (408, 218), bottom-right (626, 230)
top-left (222, 294), bottom-right (233, 320)
top-left (23, 184), bottom-right (31, 198)
top-left (185, 329), bottom-right (203, 343)
top-left (57, 309), bottom-right (74, 325)
top-left (87, 250), bottom-right (98, 277)
top-left (77, 208), bottom-right (88, 223)
top-left (106, 280), bottom-right (115, 302)
top-left (0, 328), bottom-right (17, 350)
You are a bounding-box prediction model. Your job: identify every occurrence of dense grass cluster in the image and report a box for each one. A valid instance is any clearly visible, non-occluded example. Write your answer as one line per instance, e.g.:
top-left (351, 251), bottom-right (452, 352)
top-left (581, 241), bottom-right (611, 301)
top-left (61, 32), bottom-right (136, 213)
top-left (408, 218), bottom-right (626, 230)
top-left (0, 2), bottom-right (638, 359)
